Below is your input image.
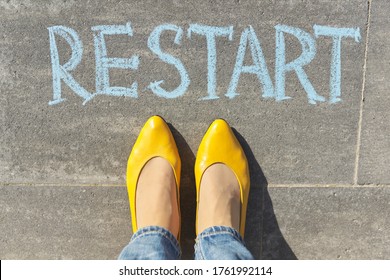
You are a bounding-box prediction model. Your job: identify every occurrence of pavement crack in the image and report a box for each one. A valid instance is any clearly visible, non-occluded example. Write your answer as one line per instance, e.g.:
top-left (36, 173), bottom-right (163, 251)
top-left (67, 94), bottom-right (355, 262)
top-left (353, 0), bottom-right (372, 186)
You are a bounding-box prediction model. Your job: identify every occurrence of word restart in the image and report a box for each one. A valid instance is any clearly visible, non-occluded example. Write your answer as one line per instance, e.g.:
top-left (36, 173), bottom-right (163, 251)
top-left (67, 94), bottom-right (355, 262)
top-left (48, 22), bottom-right (361, 105)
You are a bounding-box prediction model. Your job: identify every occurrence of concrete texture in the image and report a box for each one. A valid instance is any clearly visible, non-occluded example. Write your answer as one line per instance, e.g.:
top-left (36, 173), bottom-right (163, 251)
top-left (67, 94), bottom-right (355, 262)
top-left (0, 186), bottom-right (131, 259)
top-left (1, 0), bottom-right (366, 185)
top-left (262, 186), bottom-right (390, 260)
top-left (1, 185), bottom-right (388, 260)
top-left (358, 0), bottom-right (390, 184)
top-left (0, 0), bottom-right (389, 259)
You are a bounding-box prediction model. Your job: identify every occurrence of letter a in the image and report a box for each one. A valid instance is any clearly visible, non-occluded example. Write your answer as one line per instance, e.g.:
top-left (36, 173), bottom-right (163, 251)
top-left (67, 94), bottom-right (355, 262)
top-left (226, 26), bottom-right (274, 99)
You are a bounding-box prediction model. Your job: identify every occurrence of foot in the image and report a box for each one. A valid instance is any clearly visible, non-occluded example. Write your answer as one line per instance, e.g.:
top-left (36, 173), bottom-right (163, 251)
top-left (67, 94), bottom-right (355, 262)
top-left (136, 157), bottom-right (180, 237)
top-left (197, 163), bottom-right (241, 234)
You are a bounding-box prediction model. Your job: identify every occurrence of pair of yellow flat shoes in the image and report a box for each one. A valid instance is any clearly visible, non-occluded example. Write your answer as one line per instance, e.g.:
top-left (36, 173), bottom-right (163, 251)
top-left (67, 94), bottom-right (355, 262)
top-left (126, 116), bottom-right (250, 238)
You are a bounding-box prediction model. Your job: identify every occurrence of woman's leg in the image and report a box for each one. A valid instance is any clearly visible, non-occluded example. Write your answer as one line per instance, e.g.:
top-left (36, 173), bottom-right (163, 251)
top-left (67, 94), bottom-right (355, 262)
top-left (119, 157), bottom-right (180, 260)
top-left (195, 163), bottom-right (254, 260)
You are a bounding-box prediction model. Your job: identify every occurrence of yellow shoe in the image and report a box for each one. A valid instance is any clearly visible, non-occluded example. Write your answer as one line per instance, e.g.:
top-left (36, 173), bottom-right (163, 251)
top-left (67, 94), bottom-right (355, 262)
top-left (195, 119), bottom-right (250, 237)
top-left (126, 116), bottom-right (181, 238)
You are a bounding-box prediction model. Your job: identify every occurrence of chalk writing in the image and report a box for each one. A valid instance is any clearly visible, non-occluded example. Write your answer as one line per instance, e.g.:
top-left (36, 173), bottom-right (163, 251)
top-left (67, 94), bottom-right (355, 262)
top-left (92, 23), bottom-right (139, 99)
top-left (48, 26), bottom-right (92, 105)
top-left (188, 24), bottom-right (233, 100)
top-left (47, 23), bottom-right (361, 105)
top-left (147, 24), bottom-right (189, 99)
top-left (275, 24), bottom-right (322, 104)
top-left (314, 25), bottom-right (361, 103)
top-left (226, 25), bottom-right (274, 100)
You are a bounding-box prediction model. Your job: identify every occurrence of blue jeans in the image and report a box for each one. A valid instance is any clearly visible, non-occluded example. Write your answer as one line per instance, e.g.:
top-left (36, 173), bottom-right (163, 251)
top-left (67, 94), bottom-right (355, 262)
top-left (118, 225), bottom-right (254, 260)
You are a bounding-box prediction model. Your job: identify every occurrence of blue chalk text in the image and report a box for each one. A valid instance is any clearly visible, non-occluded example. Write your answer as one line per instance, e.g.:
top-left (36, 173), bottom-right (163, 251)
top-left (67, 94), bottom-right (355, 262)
top-left (48, 22), bottom-right (361, 105)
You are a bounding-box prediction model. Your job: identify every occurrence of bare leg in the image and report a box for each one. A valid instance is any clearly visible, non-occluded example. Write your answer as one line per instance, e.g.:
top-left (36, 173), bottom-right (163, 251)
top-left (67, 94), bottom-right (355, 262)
top-left (136, 157), bottom-right (179, 237)
top-left (197, 163), bottom-right (240, 234)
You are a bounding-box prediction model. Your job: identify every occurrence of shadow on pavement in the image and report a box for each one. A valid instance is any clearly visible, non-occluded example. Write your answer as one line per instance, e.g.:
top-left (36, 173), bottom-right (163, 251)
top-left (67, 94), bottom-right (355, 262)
top-left (169, 124), bottom-right (197, 259)
top-left (233, 128), bottom-right (297, 260)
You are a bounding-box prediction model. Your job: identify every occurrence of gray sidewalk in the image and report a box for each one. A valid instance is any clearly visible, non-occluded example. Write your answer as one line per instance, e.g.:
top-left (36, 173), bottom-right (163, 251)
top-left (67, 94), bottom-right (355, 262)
top-left (1, 0), bottom-right (389, 259)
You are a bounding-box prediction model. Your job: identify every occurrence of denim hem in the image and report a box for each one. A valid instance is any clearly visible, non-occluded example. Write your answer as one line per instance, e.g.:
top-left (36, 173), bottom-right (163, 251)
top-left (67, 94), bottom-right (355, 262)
top-left (194, 226), bottom-right (253, 260)
top-left (196, 226), bottom-right (245, 244)
top-left (131, 226), bottom-right (181, 258)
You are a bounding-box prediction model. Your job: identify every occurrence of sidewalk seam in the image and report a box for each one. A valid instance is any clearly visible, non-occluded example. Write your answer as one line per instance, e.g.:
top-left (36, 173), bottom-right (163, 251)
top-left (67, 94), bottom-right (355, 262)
top-left (1, 183), bottom-right (390, 188)
top-left (354, 0), bottom-right (372, 185)
top-left (268, 184), bottom-right (390, 188)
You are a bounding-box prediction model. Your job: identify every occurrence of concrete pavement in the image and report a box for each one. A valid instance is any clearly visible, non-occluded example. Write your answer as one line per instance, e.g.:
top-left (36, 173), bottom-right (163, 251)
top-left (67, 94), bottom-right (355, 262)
top-left (0, 0), bottom-right (389, 259)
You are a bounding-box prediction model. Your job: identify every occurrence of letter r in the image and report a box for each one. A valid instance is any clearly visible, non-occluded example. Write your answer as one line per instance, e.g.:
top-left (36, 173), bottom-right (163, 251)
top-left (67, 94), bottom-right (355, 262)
top-left (48, 26), bottom-right (93, 105)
